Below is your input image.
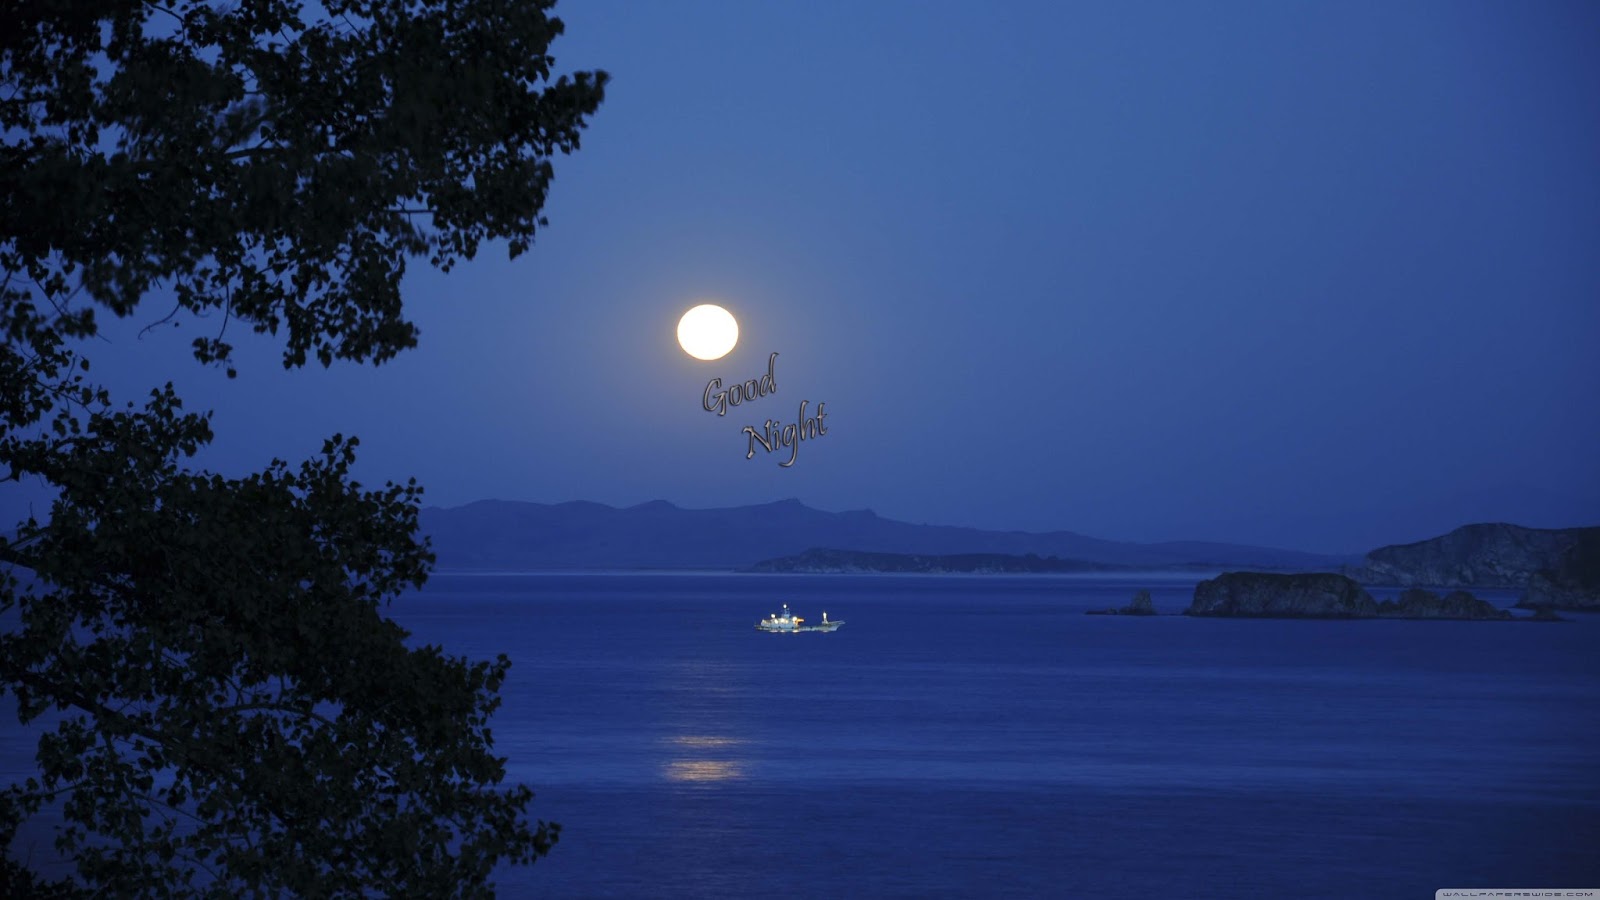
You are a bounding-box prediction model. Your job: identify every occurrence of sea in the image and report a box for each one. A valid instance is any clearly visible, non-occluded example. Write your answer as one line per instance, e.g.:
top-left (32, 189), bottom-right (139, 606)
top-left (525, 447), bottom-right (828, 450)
top-left (388, 572), bottom-right (1600, 899)
top-left (2, 572), bottom-right (1596, 898)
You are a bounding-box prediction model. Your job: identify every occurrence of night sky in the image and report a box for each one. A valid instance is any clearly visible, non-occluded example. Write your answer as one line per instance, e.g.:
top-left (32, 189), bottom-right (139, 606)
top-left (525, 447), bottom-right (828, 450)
top-left (27, 0), bottom-right (1600, 554)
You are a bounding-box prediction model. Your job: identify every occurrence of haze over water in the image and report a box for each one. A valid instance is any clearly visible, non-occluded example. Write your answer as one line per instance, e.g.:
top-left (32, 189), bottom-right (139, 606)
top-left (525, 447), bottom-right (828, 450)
top-left (390, 573), bottom-right (1600, 898)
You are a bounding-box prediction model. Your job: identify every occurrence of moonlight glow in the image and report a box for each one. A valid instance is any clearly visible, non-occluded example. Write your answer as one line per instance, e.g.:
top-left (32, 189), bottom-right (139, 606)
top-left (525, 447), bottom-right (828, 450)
top-left (677, 304), bottom-right (739, 361)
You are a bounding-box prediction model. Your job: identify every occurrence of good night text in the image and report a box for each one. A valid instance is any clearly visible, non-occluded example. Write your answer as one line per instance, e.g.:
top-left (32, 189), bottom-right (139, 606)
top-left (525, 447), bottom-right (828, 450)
top-left (701, 352), bottom-right (830, 467)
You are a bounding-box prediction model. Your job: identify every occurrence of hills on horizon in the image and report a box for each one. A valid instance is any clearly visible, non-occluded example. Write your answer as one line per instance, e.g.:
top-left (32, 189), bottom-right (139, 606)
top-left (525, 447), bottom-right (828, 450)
top-left (418, 498), bottom-right (1357, 572)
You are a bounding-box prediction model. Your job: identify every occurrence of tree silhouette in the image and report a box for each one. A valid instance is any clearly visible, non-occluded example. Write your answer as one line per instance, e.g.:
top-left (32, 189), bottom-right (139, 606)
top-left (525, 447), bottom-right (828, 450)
top-left (0, 0), bottom-right (605, 893)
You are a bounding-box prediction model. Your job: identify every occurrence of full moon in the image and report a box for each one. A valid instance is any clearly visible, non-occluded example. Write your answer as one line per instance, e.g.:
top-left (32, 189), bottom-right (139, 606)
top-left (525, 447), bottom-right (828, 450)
top-left (676, 304), bottom-right (739, 361)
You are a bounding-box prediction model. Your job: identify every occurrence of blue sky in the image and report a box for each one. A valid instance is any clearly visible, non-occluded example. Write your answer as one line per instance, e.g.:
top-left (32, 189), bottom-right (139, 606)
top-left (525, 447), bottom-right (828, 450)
top-left (39, 0), bottom-right (1600, 554)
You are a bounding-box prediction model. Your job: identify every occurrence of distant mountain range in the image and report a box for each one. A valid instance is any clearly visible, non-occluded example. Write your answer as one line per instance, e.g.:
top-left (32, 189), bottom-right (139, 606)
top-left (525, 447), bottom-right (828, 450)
top-left (747, 548), bottom-right (1125, 574)
top-left (418, 499), bottom-right (1355, 572)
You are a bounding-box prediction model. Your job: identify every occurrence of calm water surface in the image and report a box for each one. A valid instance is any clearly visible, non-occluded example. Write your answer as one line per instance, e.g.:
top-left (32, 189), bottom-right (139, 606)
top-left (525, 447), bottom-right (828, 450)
top-left (388, 573), bottom-right (1600, 899)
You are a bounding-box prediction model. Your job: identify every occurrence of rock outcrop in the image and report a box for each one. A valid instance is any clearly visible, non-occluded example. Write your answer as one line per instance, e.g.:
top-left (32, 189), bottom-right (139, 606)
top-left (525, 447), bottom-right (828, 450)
top-left (1516, 529), bottom-right (1600, 611)
top-left (1347, 523), bottom-right (1598, 590)
top-left (1375, 588), bottom-right (1510, 620)
top-left (1528, 606), bottom-right (1569, 622)
top-left (1087, 590), bottom-right (1158, 616)
top-left (1187, 573), bottom-right (1531, 620)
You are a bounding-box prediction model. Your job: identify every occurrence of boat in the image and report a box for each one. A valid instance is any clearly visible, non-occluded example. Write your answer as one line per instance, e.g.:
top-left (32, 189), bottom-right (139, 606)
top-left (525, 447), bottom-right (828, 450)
top-left (755, 604), bottom-right (844, 633)
top-left (756, 603), bottom-right (804, 632)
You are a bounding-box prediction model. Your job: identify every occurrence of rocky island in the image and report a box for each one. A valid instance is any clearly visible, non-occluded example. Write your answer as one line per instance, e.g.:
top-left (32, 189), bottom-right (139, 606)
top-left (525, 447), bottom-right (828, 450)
top-left (1188, 572), bottom-right (1381, 618)
top-left (1345, 523), bottom-right (1599, 612)
top-left (1184, 572), bottom-right (1554, 620)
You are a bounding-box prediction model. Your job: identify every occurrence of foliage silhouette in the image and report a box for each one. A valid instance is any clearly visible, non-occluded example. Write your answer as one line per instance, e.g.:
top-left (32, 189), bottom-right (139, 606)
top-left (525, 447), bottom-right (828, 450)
top-left (0, 0), bottom-right (605, 893)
